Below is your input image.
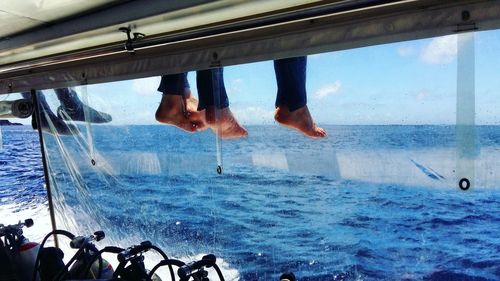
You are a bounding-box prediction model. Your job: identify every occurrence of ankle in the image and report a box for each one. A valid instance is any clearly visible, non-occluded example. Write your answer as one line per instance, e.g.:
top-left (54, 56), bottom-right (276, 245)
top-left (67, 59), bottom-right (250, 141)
top-left (205, 107), bottom-right (232, 125)
top-left (156, 101), bottom-right (178, 123)
top-left (274, 106), bottom-right (289, 123)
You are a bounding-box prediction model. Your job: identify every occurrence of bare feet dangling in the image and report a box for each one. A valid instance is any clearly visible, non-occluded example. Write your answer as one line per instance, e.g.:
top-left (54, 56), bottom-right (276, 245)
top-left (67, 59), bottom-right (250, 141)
top-left (205, 106), bottom-right (248, 139)
top-left (155, 93), bottom-right (207, 132)
top-left (274, 105), bottom-right (327, 138)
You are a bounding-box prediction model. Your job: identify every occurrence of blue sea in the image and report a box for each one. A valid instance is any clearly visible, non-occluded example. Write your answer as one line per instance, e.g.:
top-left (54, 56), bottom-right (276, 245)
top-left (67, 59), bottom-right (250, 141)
top-left (1, 125), bottom-right (500, 281)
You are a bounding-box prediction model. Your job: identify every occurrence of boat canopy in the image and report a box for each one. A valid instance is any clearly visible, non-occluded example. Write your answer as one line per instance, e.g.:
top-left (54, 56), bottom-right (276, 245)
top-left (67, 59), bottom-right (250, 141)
top-left (1, 2), bottom-right (500, 279)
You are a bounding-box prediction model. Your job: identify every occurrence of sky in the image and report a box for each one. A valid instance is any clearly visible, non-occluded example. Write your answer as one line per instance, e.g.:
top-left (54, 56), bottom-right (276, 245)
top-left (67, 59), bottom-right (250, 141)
top-left (2, 29), bottom-right (500, 126)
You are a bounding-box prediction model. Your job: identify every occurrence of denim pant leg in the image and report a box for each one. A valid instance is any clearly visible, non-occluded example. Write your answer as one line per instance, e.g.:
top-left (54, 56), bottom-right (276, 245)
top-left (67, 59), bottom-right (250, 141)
top-left (196, 68), bottom-right (229, 111)
top-left (22, 91), bottom-right (49, 111)
top-left (274, 56), bottom-right (307, 112)
top-left (21, 92), bottom-right (31, 100)
top-left (54, 88), bottom-right (80, 109)
top-left (157, 73), bottom-right (190, 96)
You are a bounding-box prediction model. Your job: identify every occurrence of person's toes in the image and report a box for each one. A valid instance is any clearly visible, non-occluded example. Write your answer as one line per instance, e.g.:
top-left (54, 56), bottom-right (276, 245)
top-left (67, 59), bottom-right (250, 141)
top-left (188, 111), bottom-right (208, 131)
top-left (193, 120), bottom-right (207, 131)
top-left (221, 124), bottom-right (248, 139)
top-left (238, 126), bottom-right (248, 137)
top-left (92, 110), bottom-right (112, 123)
top-left (55, 88), bottom-right (112, 123)
top-left (175, 120), bottom-right (197, 133)
top-left (223, 130), bottom-right (246, 139)
top-left (315, 126), bottom-right (327, 138)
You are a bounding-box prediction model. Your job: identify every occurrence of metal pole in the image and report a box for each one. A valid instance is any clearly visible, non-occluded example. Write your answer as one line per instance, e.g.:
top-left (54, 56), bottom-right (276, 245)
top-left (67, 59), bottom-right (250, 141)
top-left (31, 89), bottom-right (59, 247)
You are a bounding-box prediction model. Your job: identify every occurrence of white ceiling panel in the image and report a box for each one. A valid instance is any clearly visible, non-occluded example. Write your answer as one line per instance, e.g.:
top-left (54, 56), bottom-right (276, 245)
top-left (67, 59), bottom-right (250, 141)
top-left (0, 0), bottom-right (117, 37)
top-left (0, 10), bottom-right (41, 37)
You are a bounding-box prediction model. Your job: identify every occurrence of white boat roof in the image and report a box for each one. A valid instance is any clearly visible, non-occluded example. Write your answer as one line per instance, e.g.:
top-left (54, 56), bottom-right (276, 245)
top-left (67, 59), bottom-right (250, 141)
top-left (0, 0), bottom-right (329, 66)
top-left (0, 0), bottom-right (117, 38)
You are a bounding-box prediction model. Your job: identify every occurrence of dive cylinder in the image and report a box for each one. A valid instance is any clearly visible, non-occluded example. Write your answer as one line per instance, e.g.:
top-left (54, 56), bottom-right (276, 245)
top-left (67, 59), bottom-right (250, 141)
top-left (15, 239), bottom-right (40, 281)
top-left (150, 272), bottom-right (162, 281)
top-left (69, 258), bottom-right (114, 279)
top-left (0, 99), bottom-right (33, 119)
top-left (0, 248), bottom-right (16, 281)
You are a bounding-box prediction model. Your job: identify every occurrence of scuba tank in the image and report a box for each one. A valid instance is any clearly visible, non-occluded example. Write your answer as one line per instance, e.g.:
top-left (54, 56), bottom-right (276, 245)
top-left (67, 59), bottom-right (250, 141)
top-left (68, 257), bottom-right (114, 279)
top-left (0, 219), bottom-right (38, 281)
top-left (59, 231), bottom-right (114, 280)
top-left (0, 247), bottom-right (17, 281)
top-left (14, 238), bottom-right (40, 281)
top-left (114, 241), bottom-right (167, 281)
top-left (150, 272), bottom-right (162, 281)
top-left (0, 99), bottom-right (33, 119)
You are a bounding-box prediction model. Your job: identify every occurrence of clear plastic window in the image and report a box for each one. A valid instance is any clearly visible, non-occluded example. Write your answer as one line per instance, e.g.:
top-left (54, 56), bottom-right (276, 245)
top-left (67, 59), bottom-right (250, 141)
top-left (3, 30), bottom-right (499, 281)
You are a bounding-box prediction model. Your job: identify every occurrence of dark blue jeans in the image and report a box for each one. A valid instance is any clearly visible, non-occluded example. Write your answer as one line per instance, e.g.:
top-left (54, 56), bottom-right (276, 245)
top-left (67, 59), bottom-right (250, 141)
top-left (274, 56), bottom-right (307, 111)
top-left (158, 56), bottom-right (307, 112)
top-left (157, 68), bottom-right (229, 111)
top-left (22, 88), bottom-right (83, 111)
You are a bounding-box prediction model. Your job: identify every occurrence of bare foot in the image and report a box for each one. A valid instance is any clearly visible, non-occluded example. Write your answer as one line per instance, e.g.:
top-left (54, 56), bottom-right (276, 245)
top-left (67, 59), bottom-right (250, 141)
top-left (155, 94), bottom-right (207, 132)
top-left (274, 105), bottom-right (327, 138)
top-left (205, 106), bottom-right (248, 139)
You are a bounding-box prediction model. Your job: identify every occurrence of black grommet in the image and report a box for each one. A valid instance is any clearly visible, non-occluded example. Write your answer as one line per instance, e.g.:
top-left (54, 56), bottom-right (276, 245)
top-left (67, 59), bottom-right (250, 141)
top-left (459, 178), bottom-right (470, 190)
top-left (91, 159), bottom-right (96, 166)
top-left (462, 10), bottom-right (470, 21)
top-left (216, 165), bottom-right (222, 174)
top-left (213, 52), bottom-right (218, 60)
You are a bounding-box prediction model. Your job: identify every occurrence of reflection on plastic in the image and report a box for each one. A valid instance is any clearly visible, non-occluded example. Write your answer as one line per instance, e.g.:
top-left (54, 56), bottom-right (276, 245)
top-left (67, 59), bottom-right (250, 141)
top-left (456, 32), bottom-right (476, 190)
top-left (80, 85), bottom-right (96, 166)
top-left (0, 99), bottom-right (33, 118)
top-left (213, 68), bottom-right (224, 174)
top-left (251, 150), bottom-right (341, 178)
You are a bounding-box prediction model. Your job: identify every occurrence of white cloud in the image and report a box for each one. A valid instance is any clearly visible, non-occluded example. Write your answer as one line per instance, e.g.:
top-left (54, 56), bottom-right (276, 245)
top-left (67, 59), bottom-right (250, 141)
top-left (314, 81), bottom-right (342, 100)
top-left (420, 35), bottom-right (457, 64)
top-left (416, 91), bottom-right (428, 101)
top-left (397, 46), bottom-right (415, 57)
top-left (132, 77), bottom-right (161, 96)
top-left (228, 78), bottom-right (243, 94)
top-left (232, 105), bottom-right (275, 125)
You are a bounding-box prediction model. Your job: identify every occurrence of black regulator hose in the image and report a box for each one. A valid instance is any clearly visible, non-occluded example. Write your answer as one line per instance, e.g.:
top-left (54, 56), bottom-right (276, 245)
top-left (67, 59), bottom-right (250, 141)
top-left (114, 242), bottom-right (176, 281)
top-left (32, 230), bottom-right (75, 281)
top-left (213, 263), bottom-right (226, 281)
top-left (52, 247), bottom-right (85, 281)
top-left (178, 254), bottom-right (225, 281)
top-left (148, 259), bottom-right (186, 280)
top-left (82, 246), bottom-right (125, 279)
top-left (150, 245), bottom-right (176, 281)
top-left (54, 239), bottom-right (102, 281)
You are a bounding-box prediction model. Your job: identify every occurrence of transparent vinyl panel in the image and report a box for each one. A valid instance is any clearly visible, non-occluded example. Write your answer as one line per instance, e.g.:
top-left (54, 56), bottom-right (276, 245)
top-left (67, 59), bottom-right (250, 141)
top-left (29, 30), bottom-right (500, 281)
top-left (0, 92), bottom-right (50, 242)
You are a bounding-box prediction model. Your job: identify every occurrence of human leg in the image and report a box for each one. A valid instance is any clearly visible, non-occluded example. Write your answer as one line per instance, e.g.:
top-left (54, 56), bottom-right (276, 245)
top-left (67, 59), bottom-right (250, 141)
top-left (55, 88), bottom-right (112, 123)
top-left (196, 68), bottom-right (247, 139)
top-left (274, 56), bottom-right (307, 111)
top-left (273, 56), bottom-right (326, 138)
top-left (155, 73), bottom-right (207, 132)
top-left (22, 91), bottom-right (77, 135)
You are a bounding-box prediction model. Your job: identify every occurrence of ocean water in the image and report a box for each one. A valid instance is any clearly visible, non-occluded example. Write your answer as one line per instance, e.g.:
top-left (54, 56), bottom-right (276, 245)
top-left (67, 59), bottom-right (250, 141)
top-left (1, 125), bottom-right (500, 281)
